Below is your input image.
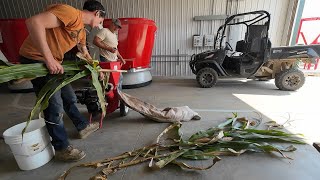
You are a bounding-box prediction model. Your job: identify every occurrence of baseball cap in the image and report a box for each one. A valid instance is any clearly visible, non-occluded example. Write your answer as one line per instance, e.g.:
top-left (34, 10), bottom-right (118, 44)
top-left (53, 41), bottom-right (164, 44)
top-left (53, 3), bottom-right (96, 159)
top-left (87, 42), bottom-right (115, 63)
top-left (112, 18), bottom-right (122, 29)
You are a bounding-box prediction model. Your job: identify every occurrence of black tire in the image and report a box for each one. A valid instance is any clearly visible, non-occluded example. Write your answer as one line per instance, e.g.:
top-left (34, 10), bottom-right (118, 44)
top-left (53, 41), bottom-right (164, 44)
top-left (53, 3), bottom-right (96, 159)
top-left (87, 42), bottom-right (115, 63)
top-left (196, 67), bottom-right (218, 88)
top-left (275, 68), bottom-right (305, 91)
top-left (120, 101), bottom-right (129, 116)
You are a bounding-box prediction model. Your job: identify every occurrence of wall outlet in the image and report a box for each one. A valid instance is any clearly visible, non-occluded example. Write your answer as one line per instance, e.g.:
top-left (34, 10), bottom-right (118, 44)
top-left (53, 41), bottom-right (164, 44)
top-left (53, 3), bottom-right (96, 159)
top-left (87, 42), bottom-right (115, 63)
top-left (204, 35), bottom-right (214, 47)
top-left (193, 35), bottom-right (203, 47)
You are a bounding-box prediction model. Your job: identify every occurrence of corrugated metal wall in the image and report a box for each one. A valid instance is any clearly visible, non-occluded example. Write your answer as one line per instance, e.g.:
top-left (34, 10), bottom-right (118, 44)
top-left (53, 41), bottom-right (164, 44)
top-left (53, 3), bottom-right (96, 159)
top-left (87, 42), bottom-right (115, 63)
top-left (0, 0), bottom-right (294, 76)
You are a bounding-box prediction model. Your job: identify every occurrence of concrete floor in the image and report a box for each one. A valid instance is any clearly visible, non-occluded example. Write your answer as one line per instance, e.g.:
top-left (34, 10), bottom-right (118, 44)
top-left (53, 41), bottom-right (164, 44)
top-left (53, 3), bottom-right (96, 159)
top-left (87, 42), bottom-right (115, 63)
top-left (1, 77), bottom-right (320, 180)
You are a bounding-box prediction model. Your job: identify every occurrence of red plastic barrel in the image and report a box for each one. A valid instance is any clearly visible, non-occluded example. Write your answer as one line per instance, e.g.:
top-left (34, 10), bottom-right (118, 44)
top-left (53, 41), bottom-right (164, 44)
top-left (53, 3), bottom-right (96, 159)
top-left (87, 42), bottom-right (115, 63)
top-left (0, 19), bottom-right (29, 63)
top-left (0, 18), bottom-right (157, 67)
top-left (103, 18), bottom-right (157, 70)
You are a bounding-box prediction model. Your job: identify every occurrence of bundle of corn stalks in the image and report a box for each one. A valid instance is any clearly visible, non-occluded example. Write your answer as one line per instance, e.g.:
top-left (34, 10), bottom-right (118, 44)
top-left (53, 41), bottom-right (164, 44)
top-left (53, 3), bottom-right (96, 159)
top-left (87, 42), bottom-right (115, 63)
top-left (0, 57), bottom-right (107, 134)
top-left (59, 113), bottom-right (305, 180)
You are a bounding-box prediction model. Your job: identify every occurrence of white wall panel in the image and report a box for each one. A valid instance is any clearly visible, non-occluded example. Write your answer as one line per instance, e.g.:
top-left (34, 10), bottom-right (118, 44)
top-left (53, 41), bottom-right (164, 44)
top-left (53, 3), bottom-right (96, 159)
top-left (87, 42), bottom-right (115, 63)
top-left (0, 0), bottom-right (293, 76)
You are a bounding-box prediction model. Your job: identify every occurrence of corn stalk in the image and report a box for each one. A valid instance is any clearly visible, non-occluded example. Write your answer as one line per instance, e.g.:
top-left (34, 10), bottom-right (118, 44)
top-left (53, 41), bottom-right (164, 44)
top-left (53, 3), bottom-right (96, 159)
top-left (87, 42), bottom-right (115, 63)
top-left (58, 114), bottom-right (305, 180)
top-left (0, 59), bottom-right (107, 135)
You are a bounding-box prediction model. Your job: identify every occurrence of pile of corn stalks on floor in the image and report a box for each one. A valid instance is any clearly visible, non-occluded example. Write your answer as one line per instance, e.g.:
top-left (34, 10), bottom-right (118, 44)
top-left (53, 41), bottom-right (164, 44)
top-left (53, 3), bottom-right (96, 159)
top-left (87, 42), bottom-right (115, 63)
top-left (59, 113), bottom-right (305, 180)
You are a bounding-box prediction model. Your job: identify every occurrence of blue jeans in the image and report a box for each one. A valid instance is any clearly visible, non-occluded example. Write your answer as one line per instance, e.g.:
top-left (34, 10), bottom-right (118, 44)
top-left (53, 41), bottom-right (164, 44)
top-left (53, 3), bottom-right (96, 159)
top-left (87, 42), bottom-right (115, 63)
top-left (99, 55), bottom-right (108, 62)
top-left (20, 57), bottom-right (88, 150)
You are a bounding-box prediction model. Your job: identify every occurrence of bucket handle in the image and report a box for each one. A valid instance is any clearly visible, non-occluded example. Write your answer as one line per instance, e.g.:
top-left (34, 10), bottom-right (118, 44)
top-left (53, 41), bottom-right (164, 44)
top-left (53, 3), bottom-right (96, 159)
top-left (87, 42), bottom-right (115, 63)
top-left (39, 113), bottom-right (43, 120)
top-left (10, 142), bottom-right (52, 157)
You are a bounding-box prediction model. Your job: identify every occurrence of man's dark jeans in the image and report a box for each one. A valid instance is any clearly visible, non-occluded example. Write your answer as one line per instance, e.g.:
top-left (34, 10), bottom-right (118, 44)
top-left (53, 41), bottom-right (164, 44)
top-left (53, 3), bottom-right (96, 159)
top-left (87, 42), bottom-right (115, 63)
top-left (20, 57), bottom-right (88, 150)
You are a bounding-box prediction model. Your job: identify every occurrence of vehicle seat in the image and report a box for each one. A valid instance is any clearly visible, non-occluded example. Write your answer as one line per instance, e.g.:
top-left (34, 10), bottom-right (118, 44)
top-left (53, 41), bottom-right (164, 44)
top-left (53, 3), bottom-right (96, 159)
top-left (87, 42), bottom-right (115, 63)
top-left (236, 40), bottom-right (247, 53)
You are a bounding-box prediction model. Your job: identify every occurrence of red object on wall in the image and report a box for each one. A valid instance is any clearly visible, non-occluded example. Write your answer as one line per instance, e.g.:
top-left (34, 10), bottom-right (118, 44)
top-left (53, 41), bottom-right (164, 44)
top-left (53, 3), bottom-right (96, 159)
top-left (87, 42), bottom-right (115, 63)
top-left (103, 18), bottom-right (157, 70)
top-left (296, 17), bottom-right (320, 70)
top-left (0, 19), bottom-right (29, 63)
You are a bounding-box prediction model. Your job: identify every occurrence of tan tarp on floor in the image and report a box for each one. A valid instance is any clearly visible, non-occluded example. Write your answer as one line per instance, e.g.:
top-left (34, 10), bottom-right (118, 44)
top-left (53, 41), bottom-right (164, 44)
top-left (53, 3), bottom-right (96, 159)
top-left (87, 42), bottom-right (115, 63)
top-left (118, 91), bottom-right (201, 123)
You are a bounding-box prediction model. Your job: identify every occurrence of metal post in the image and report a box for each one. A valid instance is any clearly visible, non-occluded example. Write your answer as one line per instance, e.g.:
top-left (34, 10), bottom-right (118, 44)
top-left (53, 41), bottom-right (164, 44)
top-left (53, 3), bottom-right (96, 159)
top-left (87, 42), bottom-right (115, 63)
top-left (290, 0), bottom-right (306, 45)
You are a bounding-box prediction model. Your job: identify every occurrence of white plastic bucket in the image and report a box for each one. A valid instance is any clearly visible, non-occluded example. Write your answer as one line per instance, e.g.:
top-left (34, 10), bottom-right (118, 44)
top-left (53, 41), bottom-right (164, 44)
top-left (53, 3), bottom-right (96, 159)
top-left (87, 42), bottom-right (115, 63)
top-left (3, 119), bottom-right (54, 170)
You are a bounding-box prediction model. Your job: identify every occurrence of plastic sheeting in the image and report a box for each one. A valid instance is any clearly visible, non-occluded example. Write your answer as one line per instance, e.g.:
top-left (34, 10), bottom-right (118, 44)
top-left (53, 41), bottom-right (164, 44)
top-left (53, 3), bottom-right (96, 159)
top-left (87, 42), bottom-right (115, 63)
top-left (118, 91), bottom-right (201, 123)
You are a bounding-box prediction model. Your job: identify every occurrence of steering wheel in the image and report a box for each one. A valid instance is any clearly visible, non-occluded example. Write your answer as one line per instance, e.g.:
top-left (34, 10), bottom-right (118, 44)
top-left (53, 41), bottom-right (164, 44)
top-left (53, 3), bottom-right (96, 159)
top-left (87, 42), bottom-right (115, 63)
top-left (225, 42), bottom-right (233, 51)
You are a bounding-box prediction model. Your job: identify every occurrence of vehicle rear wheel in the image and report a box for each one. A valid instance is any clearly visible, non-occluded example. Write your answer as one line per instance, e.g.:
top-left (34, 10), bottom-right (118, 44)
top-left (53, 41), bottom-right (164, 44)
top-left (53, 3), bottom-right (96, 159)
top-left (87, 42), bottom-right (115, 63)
top-left (196, 67), bottom-right (218, 88)
top-left (120, 101), bottom-right (129, 116)
top-left (275, 68), bottom-right (305, 91)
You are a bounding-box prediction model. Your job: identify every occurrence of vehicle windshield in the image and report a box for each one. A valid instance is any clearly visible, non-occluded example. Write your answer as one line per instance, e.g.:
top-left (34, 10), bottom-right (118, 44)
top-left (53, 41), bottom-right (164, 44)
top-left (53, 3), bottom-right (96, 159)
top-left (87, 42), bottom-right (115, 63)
top-left (214, 11), bottom-right (270, 50)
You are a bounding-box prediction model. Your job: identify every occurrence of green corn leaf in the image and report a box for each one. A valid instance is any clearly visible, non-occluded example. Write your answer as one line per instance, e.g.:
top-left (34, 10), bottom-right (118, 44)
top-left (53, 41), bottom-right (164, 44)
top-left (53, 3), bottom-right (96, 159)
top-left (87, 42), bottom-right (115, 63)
top-left (22, 75), bottom-right (62, 137)
top-left (85, 65), bottom-right (107, 117)
top-left (248, 143), bottom-right (293, 159)
top-left (149, 123), bottom-right (182, 167)
top-left (23, 70), bottom-right (90, 135)
top-left (28, 75), bottom-right (63, 121)
top-left (251, 143), bottom-right (297, 152)
top-left (28, 72), bottom-right (82, 121)
top-left (232, 112), bottom-right (238, 117)
top-left (253, 143), bottom-right (281, 152)
top-left (191, 130), bottom-right (224, 146)
top-left (232, 117), bottom-right (250, 130)
top-left (188, 128), bottom-right (219, 142)
top-left (0, 60), bottom-right (86, 84)
top-left (156, 123), bottom-right (182, 145)
top-left (278, 145), bottom-right (297, 152)
top-left (0, 64), bottom-right (48, 83)
top-left (227, 132), bottom-right (305, 144)
top-left (200, 149), bottom-right (246, 156)
top-left (154, 149), bottom-right (189, 168)
top-left (208, 141), bottom-right (251, 150)
top-left (181, 150), bottom-right (217, 160)
top-left (248, 137), bottom-right (305, 144)
top-left (214, 141), bottom-right (296, 153)
top-left (159, 123), bottom-right (183, 146)
top-left (172, 157), bottom-right (221, 170)
top-left (39, 70), bottom-right (90, 113)
top-left (0, 59), bottom-right (103, 137)
top-left (217, 118), bottom-right (234, 128)
top-left (243, 129), bottom-right (303, 137)
top-left (0, 65), bottom-right (10, 69)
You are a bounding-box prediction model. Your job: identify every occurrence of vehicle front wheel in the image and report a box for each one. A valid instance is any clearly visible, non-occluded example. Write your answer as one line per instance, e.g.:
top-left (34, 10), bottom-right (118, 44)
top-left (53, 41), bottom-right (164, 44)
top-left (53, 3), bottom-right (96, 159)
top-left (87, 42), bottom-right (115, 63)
top-left (196, 67), bottom-right (218, 88)
top-left (275, 68), bottom-right (305, 91)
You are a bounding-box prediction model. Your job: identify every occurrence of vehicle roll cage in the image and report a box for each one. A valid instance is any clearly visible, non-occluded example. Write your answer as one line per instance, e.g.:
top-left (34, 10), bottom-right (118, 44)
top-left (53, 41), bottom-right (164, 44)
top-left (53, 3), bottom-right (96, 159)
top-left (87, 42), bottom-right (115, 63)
top-left (214, 10), bottom-right (271, 49)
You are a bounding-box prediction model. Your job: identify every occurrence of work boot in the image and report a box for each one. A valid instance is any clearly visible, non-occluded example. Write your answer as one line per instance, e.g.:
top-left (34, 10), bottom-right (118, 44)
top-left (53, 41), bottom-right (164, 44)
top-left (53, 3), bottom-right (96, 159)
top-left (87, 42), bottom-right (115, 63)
top-left (55, 145), bottom-right (86, 162)
top-left (79, 122), bottom-right (100, 139)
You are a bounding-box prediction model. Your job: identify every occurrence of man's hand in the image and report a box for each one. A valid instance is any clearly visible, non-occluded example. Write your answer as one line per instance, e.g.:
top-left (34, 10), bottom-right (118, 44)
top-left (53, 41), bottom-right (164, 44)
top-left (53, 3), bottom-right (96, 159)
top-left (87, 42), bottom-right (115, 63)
top-left (117, 51), bottom-right (125, 65)
top-left (109, 47), bottom-right (117, 53)
top-left (83, 52), bottom-right (92, 61)
top-left (79, 45), bottom-right (92, 60)
top-left (99, 71), bottom-right (105, 80)
top-left (120, 58), bottom-right (126, 66)
top-left (45, 58), bottom-right (64, 74)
